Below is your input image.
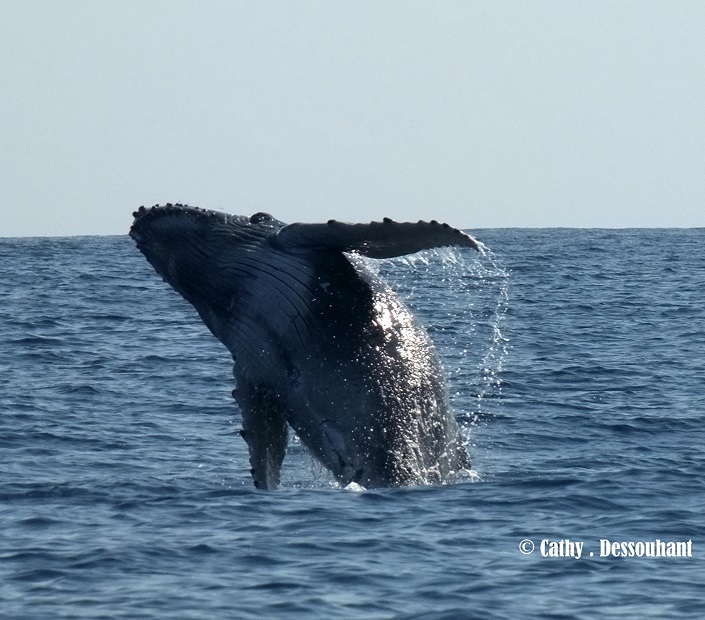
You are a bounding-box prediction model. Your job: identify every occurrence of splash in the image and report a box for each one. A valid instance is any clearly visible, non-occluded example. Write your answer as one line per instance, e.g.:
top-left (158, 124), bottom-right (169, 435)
top-left (376, 243), bottom-right (510, 457)
top-left (468, 245), bottom-right (510, 414)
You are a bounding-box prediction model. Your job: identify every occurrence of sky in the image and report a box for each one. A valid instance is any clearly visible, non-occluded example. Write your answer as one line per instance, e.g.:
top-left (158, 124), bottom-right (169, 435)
top-left (1, 1), bottom-right (704, 236)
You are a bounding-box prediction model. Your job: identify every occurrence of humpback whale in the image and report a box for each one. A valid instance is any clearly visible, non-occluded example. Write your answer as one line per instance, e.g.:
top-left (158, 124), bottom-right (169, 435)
top-left (130, 204), bottom-right (480, 489)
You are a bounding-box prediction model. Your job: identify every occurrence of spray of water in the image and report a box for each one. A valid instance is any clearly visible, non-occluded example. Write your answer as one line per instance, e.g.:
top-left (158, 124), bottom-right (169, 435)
top-left (376, 242), bottom-right (510, 477)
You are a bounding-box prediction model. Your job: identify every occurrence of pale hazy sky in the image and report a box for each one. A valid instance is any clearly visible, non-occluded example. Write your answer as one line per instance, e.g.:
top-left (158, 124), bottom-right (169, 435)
top-left (1, 1), bottom-right (703, 236)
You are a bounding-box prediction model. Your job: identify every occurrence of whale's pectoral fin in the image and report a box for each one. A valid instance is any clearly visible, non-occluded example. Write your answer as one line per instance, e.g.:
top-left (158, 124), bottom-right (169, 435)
top-left (234, 383), bottom-right (288, 490)
top-left (274, 218), bottom-right (480, 258)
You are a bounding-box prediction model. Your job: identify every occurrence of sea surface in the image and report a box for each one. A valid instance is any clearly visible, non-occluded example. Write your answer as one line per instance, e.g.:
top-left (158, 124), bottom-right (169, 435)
top-left (1, 229), bottom-right (703, 619)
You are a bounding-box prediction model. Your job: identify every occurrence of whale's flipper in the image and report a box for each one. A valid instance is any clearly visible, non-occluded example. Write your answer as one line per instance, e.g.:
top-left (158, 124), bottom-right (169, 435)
top-left (274, 218), bottom-right (480, 258)
top-left (234, 383), bottom-right (288, 490)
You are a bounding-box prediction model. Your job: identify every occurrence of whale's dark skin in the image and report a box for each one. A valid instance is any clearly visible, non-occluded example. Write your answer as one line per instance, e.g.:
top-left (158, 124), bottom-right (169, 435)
top-left (130, 204), bottom-right (480, 489)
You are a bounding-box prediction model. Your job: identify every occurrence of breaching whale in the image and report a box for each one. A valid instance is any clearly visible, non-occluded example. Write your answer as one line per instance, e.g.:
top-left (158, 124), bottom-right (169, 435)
top-left (130, 204), bottom-right (480, 489)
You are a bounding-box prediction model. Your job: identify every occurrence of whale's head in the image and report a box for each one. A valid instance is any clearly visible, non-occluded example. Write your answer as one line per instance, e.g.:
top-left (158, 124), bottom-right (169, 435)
top-left (131, 204), bottom-right (284, 281)
top-left (130, 204), bottom-right (285, 339)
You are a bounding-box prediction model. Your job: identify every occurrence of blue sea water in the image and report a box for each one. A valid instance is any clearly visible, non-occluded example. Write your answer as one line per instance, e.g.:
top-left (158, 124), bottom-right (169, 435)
top-left (1, 229), bottom-right (703, 619)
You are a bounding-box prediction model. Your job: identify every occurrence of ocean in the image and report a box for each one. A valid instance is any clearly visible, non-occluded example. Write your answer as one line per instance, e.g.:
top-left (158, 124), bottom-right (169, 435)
top-left (1, 229), bottom-right (703, 619)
